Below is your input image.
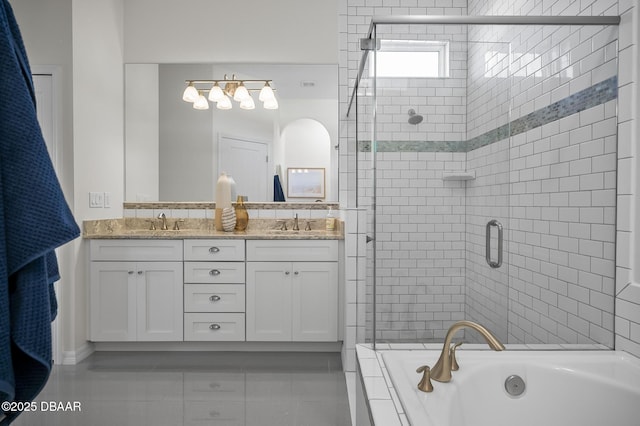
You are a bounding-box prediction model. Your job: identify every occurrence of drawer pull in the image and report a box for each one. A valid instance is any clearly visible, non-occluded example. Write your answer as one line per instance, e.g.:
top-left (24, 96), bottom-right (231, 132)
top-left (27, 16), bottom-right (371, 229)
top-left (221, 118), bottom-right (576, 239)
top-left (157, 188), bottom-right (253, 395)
top-left (209, 295), bottom-right (221, 302)
top-left (209, 247), bottom-right (220, 254)
top-left (209, 269), bottom-right (221, 276)
top-left (209, 323), bottom-right (221, 330)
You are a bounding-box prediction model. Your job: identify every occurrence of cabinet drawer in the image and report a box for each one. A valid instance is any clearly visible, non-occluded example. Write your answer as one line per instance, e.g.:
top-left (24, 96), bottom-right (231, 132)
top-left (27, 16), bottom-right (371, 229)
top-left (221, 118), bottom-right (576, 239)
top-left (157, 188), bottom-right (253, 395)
top-left (90, 239), bottom-right (183, 261)
top-left (184, 313), bottom-right (245, 341)
top-left (184, 240), bottom-right (245, 261)
top-left (184, 284), bottom-right (245, 313)
top-left (184, 262), bottom-right (245, 283)
top-left (246, 240), bottom-right (338, 262)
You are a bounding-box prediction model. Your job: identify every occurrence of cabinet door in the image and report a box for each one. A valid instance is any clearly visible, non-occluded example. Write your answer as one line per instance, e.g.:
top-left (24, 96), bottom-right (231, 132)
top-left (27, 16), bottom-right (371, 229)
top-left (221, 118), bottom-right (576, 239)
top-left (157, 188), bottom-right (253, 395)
top-left (90, 262), bottom-right (136, 341)
top-left (292, 262), bottom-right (338, 341)
top-left (246, 262), bottom-right (292, 341)
top-left (136, 261), bottom-right (183, 341)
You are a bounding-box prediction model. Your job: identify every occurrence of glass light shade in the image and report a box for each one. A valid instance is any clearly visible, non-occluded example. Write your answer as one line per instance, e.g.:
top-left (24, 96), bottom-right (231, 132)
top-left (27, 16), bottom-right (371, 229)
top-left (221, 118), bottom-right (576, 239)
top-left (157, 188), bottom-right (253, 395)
top-left (259, 83), bottom-right (275, 102)
top-left (182, 83), bottom-right (199, 102)
top-left (208, 83), bottom-right (225, 102)
top-left (233, 83), bottom-right (250, 102)
top-left (216, 95), bottom-right (233, 110)
top-left (193, 93), bottom-right (209, 110)
top-left (263, 97), bottom-right (279, 110)
top-left (240, 95), bottom-right (255, 110)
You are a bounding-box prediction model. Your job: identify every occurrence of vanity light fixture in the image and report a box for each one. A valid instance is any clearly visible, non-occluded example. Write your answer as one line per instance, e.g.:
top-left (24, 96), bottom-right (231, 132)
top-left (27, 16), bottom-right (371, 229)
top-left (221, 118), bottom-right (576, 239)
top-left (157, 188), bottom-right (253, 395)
top-left (193, 91), bottom-right (209, 110)
top-left (183, 74), bottom-right (278, 110)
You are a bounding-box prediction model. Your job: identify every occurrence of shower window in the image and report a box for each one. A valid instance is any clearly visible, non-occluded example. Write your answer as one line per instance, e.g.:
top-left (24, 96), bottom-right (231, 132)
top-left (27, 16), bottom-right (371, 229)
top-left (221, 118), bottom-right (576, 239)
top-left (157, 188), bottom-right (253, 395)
top-left (370, 39), bottom-right (449, 78)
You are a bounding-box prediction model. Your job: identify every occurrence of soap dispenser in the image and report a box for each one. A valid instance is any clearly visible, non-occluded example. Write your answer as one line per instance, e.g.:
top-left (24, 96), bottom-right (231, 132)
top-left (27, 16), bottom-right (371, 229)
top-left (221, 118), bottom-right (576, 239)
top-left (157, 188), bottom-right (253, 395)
top-left (325, 207), bottom-right (336, 231)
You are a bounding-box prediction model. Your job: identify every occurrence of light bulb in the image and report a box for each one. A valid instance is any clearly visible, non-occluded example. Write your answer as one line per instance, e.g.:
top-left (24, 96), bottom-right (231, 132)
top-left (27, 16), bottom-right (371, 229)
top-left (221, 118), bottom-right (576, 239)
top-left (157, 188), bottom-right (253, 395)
top-left (263, 96), bottom-right (279, 110)
top-left (208, 83), bottom-right (225, 102)
top-left (259, 82), bottom-right (275, 102)
top-left (193, 93), bottom-right (209, 110)
top-left (240, 95), bottom-right (255, 110)
top-left (233, 82), bottom-right (250, 102)
top-left (182, 83), bottom-right (199, 102)
top-left (216, 95), bottom-right (232, 110)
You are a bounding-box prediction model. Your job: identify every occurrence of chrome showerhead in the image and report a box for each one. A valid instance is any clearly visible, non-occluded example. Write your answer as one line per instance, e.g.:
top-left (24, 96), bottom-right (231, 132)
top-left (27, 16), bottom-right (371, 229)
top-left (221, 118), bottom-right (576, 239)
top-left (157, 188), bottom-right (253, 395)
top-left (408, 108), bottom-right (423, 125)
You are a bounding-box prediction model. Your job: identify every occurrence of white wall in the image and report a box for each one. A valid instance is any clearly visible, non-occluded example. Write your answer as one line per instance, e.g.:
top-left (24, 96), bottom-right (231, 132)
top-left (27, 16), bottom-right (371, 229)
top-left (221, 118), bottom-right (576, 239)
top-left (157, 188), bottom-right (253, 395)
top-left (123, 0), bottom-right (338, 64)
top-left (71, 0), bottom-right (125, 356)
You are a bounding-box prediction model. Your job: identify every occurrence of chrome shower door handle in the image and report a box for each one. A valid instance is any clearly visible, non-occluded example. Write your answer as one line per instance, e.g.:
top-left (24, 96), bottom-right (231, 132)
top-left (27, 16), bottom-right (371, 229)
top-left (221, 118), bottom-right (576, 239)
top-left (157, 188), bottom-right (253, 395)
top-left (486, 219), bottom-right (503, 268)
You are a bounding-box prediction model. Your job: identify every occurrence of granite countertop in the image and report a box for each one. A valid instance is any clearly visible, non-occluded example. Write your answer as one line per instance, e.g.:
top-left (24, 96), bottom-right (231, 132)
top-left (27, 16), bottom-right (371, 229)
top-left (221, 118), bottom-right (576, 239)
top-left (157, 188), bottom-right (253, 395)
top-left (83, 218), bottom-right (344, 240)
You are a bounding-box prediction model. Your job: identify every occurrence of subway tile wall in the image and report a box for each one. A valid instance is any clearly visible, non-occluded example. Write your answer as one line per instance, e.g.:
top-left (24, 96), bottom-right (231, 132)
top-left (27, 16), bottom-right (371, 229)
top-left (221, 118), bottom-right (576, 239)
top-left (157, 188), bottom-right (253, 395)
top-left (340, 0), bottom-right (640, 367)
top-left (465, 0), bottom-right (619, 346)
top-left (358, 151), bottom-right (468, 341)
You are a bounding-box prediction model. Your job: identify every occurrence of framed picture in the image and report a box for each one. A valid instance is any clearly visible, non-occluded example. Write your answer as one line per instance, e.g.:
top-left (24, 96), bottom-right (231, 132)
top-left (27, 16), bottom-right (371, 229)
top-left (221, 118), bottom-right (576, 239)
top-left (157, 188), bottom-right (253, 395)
top-left (287, 168), bottom-right (325, 199)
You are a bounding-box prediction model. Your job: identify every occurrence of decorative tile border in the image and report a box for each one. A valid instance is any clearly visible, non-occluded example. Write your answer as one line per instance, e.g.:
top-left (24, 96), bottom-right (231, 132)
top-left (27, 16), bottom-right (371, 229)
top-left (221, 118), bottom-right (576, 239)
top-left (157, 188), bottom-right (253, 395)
top-left (358, 76), bottom-right (618, 153)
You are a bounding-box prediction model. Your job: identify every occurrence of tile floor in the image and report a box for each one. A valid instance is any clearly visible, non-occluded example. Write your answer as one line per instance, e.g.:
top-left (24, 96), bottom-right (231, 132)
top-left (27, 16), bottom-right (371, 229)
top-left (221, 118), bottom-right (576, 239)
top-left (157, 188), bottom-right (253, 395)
top-left (11, 351), bottom-right (352, 426)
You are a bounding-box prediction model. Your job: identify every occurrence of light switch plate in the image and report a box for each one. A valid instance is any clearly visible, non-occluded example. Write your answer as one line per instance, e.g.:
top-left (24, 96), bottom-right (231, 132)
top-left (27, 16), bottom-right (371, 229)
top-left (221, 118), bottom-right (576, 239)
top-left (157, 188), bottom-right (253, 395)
top-left (89, 191), bottom-right (104, 208)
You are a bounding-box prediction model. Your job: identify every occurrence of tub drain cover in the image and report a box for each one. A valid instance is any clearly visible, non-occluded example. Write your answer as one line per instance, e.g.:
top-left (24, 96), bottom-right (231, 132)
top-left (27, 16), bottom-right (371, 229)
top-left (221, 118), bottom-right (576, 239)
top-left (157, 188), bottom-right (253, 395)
top-left (505, 375), bottom-right (526, 396)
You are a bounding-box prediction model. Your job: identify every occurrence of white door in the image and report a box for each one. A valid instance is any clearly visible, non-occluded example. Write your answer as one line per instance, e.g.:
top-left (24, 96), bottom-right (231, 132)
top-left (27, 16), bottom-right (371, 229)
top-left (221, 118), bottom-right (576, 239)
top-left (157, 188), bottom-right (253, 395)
top-left (218, 135), bottom-right (269, 202)
top-left (33, 72), bottom-right (63, 359)
top-left (90, 262), bottom-right (137, 341)
top-left (246, 262), bottom-right (292, 341)
top-left (136, 262), bottom-right (183, 341)
top-left (292, 262), bottom-right (338, 341)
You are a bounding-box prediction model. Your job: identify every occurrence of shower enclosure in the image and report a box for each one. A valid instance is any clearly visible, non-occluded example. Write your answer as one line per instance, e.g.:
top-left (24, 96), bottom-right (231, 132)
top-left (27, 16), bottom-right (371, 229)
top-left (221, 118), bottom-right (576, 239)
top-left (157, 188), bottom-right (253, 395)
top-left (351, 16), bottom-right (620, 347)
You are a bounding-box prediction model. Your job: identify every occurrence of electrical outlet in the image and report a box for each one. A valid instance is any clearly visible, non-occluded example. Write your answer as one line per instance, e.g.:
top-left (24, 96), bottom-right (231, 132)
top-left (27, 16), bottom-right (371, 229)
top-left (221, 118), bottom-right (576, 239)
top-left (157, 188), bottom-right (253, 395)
top-left (89, 192), bottom-right (104, 208)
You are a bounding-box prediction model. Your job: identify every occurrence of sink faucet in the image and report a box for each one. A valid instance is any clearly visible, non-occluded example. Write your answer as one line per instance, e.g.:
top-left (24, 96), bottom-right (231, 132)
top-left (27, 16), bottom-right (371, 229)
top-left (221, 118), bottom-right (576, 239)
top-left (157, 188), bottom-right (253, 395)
top-left (157, 212), bottom-right (168, 230)
top-left (292, 214), bottom-right (299, 231)
top-left (429, 320), bottom-right (504, 383)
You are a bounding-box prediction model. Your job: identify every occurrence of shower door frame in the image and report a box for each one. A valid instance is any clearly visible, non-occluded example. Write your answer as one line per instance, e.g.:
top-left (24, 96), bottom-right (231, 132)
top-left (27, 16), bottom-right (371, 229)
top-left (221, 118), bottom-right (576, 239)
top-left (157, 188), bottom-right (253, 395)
top-left (349, 14), bottom-right (621, 350)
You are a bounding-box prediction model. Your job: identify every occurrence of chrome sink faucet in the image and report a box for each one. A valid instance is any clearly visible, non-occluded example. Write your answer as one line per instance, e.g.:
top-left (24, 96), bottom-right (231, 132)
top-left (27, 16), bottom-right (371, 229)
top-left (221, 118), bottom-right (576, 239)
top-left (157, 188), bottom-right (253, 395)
top-left (157, 212), bottom-right (168, 230)
top-left (422, 320), bottom-right (504, 388)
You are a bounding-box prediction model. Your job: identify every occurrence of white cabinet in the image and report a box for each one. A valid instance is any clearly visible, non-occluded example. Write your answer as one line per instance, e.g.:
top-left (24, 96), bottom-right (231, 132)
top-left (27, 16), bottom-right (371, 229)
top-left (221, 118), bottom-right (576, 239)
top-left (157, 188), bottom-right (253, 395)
top-left (89, 240), bottom-right (183, 342)
top-left (246, 240), bottom-right (338, 342)
top-left (183, 239), bottom-right (246, 341)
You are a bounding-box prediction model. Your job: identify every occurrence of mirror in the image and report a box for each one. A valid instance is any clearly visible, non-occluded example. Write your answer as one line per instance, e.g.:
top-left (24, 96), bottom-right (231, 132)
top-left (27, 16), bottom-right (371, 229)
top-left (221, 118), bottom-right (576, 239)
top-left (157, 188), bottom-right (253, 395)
top-left (125, 63), bottom-right (338, 202)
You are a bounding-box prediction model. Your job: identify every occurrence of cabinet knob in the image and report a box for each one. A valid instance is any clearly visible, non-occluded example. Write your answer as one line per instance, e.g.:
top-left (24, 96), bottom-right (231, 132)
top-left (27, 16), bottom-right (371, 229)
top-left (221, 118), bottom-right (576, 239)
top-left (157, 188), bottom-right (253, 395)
top-left (128, 271), bottom-right (134, 275)
top-left (209, 247), bottom-right (220, 254)
top-left (209, 324), bottom-right (221, 330)
top-left (285, 271), bottom-right (290, 275)
top-left (294, 271), bottom-right (299, 275)
top-left (209, 295), bottom-right (221, 302)
top-left (137, 271), bottom-right (143, 275)
top-left (209, 269), bottom-right (221, 276)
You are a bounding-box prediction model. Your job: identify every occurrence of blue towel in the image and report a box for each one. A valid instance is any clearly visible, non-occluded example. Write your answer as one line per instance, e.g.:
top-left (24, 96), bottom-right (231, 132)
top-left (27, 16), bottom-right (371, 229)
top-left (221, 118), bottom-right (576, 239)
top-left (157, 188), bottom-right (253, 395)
top-left (0, 1), bottom-right (80, 423)
top-left (274, 174), bottom-right (286, 202)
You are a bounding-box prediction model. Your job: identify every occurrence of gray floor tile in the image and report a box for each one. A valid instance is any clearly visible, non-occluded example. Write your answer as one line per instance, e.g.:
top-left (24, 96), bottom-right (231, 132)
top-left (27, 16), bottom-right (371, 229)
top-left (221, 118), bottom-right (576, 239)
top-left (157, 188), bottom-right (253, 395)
top-left (11, 352), bottom-right (352, 426)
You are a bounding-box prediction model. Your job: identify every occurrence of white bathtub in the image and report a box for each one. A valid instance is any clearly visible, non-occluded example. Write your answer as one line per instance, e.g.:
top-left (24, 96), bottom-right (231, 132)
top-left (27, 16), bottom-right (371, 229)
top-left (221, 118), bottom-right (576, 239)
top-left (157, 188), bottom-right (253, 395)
top-left (383, 350), bottom-right (640, 426)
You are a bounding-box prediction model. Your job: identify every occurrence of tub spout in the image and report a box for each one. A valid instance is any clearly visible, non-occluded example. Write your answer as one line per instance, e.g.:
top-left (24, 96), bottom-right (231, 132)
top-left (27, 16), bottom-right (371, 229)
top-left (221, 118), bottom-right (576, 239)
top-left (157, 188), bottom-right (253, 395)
top-left (430, 320), bottom-right (505, 383)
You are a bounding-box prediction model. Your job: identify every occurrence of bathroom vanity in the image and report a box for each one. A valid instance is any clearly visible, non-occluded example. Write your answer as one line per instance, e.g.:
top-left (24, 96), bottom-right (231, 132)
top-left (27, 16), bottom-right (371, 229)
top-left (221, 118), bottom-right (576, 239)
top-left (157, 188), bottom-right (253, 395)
top-left (85, 214), bottom-right (342, 347)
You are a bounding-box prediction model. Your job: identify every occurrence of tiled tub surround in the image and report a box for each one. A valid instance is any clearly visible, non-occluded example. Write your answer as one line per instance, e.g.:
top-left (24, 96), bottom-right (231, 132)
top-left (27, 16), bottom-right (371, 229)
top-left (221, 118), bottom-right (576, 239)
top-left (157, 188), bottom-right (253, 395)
top-left (355, 343), bottom-right (634, 426)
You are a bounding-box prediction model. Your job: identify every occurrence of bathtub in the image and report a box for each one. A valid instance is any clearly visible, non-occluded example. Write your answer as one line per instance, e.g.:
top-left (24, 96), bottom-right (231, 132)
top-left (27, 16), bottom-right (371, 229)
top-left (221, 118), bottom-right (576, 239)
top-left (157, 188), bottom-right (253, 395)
top-left (383, 350), bottom-right (640, 426)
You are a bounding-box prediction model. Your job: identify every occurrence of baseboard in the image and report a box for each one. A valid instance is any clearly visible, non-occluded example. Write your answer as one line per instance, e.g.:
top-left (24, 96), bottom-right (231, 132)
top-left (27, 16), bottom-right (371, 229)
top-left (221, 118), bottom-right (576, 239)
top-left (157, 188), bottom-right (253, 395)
top-left (92, 341), bottom-right (343, 352)
top-left (60, 342), bottom-right (94, 365)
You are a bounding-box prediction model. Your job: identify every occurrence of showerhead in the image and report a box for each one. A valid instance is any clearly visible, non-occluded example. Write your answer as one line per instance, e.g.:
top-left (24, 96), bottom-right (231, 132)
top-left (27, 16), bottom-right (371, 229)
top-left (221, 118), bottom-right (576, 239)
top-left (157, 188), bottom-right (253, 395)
top-left (408, 108), bottom-right (423, 125)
